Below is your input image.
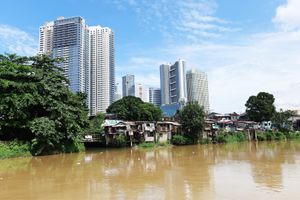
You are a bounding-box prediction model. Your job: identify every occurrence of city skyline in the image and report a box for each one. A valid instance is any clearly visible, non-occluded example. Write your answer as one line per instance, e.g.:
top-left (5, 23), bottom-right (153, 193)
top-left (0, 0), bottom-right (299, 113)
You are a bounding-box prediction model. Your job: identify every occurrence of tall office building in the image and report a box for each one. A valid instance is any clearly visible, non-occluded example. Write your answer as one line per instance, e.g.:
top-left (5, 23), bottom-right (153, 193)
top-left (39, 16), bottom-right (115, 116)
top-left (52, 17), bottom-right (89, 94)
top-left (170, 59), bottom-right (187, 104)
top-left (149, 87), bottom-right (161, 107)
top-left (134, 83), bottom-right (149, 102)
top-left (186, 69), bottom-right (209, 112)
top-left (89, 26), bottom-right (115, 114)
top-left (160, 60), bottom-right (187, 105)
top-left (38, 21), bottom-right (54, 55)
top-left (122, 74), bottom-right (135, 97)
top-left (160, 64), bottom-right (171, 105)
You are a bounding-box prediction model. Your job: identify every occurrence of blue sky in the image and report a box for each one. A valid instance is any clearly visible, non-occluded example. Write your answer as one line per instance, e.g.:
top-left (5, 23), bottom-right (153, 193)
top-left (1, 0), bottom-right (300, 113)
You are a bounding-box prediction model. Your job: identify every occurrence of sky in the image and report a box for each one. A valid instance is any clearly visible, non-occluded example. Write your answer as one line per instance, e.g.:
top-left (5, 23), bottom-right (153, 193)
top-left (0, 0), bottom-right (299, 113)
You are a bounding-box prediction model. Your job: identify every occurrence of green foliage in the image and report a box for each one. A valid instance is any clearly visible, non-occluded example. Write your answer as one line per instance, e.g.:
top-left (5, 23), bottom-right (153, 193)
top-left (215, 132), bottom-right (246, 143)
top-left (0, 54), bottom-right (89, 155)
top-left (88, 113), bottom-right (105, 134)
top-left (272, 109), bottom-right (296, 131)
top-left (171, 135), bottom-right (193, 145)
top-left (0, 140), bottom-right (31, 159)
top-left (257, 131), bottom-right (288, 141)
top-left (256, 132), bottom-right (267, 141)
top-left (178, 102), bottom-right (205, 144)
top-left (285, 131), bottom-right (300, 139)
top-left (29, 117), bottom-right (58, 155)
top-left (138, 142), bottom-right (156, 148)
top-left (138, 142), bottom-right (171, 149)
top-left (199, 138), bottom-right (211, 144)
top-left (106, 96), bottom-right (162, 121)
top-left (114, 134), bottom-right (126, 147)
top-left (245, 92), bottom-right (276, 122)
top-left (274, 132), bottom-right (286, 140)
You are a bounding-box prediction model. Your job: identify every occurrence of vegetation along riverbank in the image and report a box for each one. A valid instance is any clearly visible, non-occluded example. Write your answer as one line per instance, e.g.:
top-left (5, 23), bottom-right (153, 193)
top-left (0, 141), bottom-right (31, 159)
top-left (1, 53), bottom-right (300, 158)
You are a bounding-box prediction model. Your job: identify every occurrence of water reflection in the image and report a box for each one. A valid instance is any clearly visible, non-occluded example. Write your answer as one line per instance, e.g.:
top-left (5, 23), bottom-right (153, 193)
top-left (1, 141), bottom-right (300, 199)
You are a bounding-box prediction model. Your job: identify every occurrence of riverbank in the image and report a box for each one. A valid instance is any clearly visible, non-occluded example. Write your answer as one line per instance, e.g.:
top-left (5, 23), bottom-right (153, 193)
top-left (214, 131), bottom-right (300, 144)
top-left (171, 130), bottom-right (300, 146)
top-left (0, 141), bottom-right (31, 159)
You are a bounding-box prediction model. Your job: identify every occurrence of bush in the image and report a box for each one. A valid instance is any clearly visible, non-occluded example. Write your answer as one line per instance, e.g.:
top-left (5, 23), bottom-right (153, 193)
top-left (114, 134), bottom-right (126, 147)
top-left (138, 142), bottom-right (156, 148)
top-left (0, 140), bottom-right (31, 159)
top-left (274, 132), bottom-right (286, 140)
top-left (284, 131), bottom-right (300, 139)
top-left (171, 135), bottom-right (192, 145)
top-left (257, 132), bottom-right (267, 141)
top-left (215, 132), bottom-right (246, 143)
top-left (265, 131), bottom-right (275, 141)
top-left (138, 142), bottom-right (171, 149)
top-left (199, 138), bottom-right (211, 144)
top-left (256, 131), bottom-right (288, 141)
top-left (62, 140), bottom-right (85, 153)
top-left (215, 133), bottom-right (227, 143)
top-left (235, 132), bottom-right (246, 142)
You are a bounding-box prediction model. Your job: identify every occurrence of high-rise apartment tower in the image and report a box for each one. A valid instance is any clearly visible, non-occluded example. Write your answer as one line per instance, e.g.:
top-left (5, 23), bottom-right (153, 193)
top-left (89, 26), bottom-right (115, 114)
top-left (186, 69), bottom-right (209, 112)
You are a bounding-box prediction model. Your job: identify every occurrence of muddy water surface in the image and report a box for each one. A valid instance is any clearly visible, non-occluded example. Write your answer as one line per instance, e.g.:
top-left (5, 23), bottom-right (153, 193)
top-left (1, 141), bottom-right (300, 199)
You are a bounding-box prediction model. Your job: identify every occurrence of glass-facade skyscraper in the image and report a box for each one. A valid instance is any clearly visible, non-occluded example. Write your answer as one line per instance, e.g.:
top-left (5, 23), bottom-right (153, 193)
top-left (52, 17), bottom-right (89, 94)
top-left (149, 87), bottom-right (161, 107)
top-left (122, 74), bottom-right (135, 97)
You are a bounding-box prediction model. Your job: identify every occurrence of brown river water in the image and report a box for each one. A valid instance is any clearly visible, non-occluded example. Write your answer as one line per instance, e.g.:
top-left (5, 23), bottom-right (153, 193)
top-left (1, 141), bottom-right (300, 200)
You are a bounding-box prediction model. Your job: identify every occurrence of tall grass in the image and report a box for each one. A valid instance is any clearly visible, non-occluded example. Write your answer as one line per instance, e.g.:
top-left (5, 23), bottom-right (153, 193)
top-left (0, 140), bottom-right (31, 159)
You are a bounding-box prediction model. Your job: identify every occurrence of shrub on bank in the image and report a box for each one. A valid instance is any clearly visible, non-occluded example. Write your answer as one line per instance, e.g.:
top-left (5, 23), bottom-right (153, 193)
top-left (199, 138), bottom-right (211, 144)
top-left (257, 132), bottom-right (267, 141)
top-left (215, 132), bottom-right (246, 143)
top-left (113, 134), bottom-right (127, 147)
top-left (138, 142), bottom-right (171, 148)
top-left (256, 131), bottom-right (286, 141)
top-left (285, 131), bottom-right (300, 139)
top-left (0, 140), bottom-right (31, 159)
top-left (171, 135), bottom-right (193, 145)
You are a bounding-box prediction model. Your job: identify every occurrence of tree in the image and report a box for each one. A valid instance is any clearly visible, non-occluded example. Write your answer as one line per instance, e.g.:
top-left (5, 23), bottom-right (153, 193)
top-left (106, 96), bottom-right (162, 121)
top-left (0, 54), bottom-right (89, 155)
top-left (272, 109), bottom-right (296, 131)
top-left (245, 92), bottom-right (276, 122)
top-left (87, 113), bottom-right (105, 134)
top-left (178, 102), bottom-right (205, 144)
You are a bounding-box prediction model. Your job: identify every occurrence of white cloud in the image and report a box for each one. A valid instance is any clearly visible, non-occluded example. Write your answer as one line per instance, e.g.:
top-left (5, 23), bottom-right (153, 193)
top-left (112, 0), bottom-right (236, 41)
top-left (0, 25), bottom-right (38, 56)
top-left (273, 0), bottom-right (300, 31)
